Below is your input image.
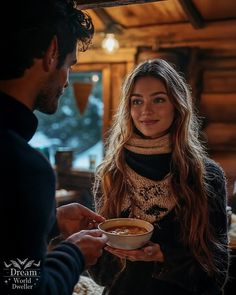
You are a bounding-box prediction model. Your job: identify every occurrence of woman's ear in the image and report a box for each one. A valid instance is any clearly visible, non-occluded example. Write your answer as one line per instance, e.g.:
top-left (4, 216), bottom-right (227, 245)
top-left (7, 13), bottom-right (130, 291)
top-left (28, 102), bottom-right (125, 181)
top-left (43, 36), bottom-right (58, 71)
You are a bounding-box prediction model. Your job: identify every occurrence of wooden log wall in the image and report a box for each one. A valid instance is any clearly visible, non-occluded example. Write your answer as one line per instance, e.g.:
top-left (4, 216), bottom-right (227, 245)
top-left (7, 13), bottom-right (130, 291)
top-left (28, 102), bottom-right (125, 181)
top-left (199, 50), bottom-right (236, 198)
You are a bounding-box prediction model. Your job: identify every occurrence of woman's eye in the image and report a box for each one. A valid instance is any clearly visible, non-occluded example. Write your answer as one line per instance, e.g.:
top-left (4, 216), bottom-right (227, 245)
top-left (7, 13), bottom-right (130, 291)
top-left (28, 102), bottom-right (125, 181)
top-left (131, 99), bottom-right (142, 105)
top-left (153, 97), bottom-right (165, 103)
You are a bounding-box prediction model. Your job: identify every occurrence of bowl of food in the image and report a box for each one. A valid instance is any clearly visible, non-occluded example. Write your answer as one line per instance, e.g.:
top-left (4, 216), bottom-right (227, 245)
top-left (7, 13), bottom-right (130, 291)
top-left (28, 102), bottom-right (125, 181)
top-left (98, 218), bottom-right (154, 250)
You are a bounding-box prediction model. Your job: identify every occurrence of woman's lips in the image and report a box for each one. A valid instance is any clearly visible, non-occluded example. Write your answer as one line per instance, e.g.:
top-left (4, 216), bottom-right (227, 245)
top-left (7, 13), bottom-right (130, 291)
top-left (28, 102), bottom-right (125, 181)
top-left (141, 120), bottom-right (158, 125)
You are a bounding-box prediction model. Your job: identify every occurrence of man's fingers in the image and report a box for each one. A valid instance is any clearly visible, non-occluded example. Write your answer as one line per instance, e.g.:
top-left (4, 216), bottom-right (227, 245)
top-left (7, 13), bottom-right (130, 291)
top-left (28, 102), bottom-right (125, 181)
top-left (76, 203), bottom-right (105, 222)
top-left (88, 230), bottom-right (108, 242)
top-left (84, 229), bottom-right (103, 236)
top-left (97, 233), bottom-right (108, 243)
top-left (61, 203), bottom-right (105, 223)
top-left (81, 229), bottom-right (108, 242)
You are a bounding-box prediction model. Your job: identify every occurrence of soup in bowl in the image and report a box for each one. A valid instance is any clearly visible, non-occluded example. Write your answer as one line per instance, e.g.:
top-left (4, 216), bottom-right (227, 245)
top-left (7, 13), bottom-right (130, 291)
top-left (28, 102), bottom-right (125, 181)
top-left (98, 218), bottom-right (154, 250)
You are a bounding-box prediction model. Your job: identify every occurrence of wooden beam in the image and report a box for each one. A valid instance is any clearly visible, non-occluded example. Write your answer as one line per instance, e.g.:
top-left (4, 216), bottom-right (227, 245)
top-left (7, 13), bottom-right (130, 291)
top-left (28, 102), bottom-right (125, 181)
top-left (93, 8), bottom-right (123, 33)
top-left (123, 20), bottom-right (236, 41)
top-left (77, 0), bottom-right (163, 10)
top-left (178, 0), bottom-right (205, 29)
top-left (92, 20), bottom-right (236, 50)
top-left (93, 8), bottom-right (116, 27)
top-left (76, 48), bottom-right (137, 64)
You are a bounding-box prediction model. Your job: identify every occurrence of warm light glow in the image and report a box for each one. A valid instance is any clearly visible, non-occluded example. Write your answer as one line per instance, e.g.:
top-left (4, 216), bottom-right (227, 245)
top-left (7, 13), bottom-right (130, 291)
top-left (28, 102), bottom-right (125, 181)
top-left (91, 74), bottom-right (99, 83)
top-left (102, 33), bottom-right (119, 54)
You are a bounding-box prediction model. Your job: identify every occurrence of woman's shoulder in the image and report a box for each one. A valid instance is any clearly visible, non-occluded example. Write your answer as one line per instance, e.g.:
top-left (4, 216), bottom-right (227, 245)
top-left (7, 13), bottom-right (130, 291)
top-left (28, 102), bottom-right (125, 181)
top-left (204, 157), bottom-right (227, 196)
top-left (204, 157), bottom-right (226, 179)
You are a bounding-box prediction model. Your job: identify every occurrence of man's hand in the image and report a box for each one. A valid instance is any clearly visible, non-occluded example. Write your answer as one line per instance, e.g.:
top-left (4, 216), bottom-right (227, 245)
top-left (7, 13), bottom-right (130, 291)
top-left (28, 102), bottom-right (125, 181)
top-left (66, 229), bottom-right (108, 268)
top-left (57, 203), bottom-right (105, 238)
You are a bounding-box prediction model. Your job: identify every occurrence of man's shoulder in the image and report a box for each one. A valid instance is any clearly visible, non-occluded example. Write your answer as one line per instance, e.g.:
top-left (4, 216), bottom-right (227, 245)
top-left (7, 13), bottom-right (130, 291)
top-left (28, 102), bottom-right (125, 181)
top-left (0, 128), bottom-right (26, 152)
top-left (0, 129), bottom-right (37, 172)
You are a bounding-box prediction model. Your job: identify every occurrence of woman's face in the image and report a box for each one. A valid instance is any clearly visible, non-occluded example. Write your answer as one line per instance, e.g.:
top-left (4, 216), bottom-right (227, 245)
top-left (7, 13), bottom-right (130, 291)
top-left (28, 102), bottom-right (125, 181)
top-left (130, 76), bottom-right (175, 139)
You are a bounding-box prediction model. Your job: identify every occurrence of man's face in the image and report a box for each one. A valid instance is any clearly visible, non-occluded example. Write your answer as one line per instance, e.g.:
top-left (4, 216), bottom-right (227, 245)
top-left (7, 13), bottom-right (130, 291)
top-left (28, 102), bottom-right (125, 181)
top-left (35, 49), bottom-right (77, 114)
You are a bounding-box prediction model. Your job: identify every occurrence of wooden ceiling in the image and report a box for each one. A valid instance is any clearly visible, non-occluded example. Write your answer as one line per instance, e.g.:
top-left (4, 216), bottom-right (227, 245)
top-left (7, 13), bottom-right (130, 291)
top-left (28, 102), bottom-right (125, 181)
top-left (77, 0), bottom-right (236, 51)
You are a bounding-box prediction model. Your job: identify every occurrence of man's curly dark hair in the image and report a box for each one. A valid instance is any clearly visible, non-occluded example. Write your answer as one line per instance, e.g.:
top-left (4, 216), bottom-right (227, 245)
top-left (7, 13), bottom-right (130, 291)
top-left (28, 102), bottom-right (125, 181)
top-left (0, 0), bottom-right (94, 80)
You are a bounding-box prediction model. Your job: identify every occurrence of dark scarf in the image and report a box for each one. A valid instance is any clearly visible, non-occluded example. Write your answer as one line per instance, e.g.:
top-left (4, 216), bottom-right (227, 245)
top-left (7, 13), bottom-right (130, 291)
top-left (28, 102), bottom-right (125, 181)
top-left (124, 133), bottom-right (172, 181)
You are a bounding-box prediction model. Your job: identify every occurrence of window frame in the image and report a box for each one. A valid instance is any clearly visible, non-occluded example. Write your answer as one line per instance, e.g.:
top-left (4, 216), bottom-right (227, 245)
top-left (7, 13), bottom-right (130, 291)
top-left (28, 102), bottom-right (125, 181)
top-left (71, 63), bottom-right (111, 139)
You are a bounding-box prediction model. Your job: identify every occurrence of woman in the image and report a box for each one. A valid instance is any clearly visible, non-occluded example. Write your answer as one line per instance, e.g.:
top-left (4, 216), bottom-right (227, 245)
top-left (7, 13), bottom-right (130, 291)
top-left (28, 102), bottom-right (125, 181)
top-left (89, 59), bottom-right (229, 294)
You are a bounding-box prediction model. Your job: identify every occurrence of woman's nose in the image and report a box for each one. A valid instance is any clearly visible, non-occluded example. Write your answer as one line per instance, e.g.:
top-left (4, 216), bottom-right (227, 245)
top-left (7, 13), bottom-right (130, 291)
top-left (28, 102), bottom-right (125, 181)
top-left (141, 102), bottom-right (153, 114)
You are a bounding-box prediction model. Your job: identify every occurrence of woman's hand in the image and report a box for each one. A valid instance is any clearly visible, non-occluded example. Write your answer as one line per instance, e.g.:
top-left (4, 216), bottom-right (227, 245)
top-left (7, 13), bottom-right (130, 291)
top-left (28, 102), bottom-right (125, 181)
top-left (105, 241), bottom-right (164, 262)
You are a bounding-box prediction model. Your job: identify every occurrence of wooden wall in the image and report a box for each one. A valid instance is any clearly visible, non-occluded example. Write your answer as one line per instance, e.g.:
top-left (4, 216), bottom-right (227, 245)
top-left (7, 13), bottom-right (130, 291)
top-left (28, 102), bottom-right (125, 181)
top-left (199, 50), bottom-right (236, 198)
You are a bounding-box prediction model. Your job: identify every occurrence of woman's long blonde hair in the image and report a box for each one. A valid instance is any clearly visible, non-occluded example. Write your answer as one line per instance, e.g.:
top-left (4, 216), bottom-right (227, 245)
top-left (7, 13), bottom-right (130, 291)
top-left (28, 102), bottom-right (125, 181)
top-left (93, 59), bottom-right (224, 275)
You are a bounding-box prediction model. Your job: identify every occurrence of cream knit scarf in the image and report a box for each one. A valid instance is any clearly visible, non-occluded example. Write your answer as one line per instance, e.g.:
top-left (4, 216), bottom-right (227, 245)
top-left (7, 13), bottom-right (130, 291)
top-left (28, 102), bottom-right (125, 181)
top-left (122, 133), bottom-right (176, 223)
top-left (124, 133), bottom-right (172, 155)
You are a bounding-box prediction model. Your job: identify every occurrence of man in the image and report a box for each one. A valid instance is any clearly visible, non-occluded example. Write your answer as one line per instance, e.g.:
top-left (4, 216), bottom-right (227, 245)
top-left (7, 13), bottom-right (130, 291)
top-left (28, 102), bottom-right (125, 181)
top-left (0, 1), bottom-right (108, 294)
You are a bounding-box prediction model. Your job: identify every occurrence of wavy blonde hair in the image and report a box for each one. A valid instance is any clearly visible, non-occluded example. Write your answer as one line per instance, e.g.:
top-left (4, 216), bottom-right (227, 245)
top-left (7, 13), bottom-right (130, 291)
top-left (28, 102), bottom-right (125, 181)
top-left (93, 59), bottom-right (222, 275)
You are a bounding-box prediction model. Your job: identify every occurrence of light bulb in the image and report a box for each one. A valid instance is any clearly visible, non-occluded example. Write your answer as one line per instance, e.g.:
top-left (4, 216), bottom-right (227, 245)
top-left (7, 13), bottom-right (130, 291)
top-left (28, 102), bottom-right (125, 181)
top-left (91, 74), bottom-right (99, 83)
top-left (102, 33), bottom-right (119, 54)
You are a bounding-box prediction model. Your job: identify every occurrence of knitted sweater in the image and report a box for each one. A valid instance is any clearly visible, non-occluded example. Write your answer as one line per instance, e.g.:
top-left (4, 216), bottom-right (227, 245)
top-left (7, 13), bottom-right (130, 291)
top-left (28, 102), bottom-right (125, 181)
top-left (0, 92), bottom-right (84, 294)
top-left (89, 148), bottom-right (229, 295)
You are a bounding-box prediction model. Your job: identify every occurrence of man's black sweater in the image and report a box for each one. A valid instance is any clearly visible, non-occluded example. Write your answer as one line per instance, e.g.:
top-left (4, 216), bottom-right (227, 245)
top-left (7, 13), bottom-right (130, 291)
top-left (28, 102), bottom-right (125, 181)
top-left (0, 92), bottom-right (84, 294)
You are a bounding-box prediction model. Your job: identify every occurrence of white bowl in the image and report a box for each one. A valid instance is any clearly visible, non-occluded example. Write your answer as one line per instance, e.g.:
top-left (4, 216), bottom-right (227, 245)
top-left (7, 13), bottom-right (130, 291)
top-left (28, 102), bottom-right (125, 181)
top-left (98, 218), bottom-right (154, 250)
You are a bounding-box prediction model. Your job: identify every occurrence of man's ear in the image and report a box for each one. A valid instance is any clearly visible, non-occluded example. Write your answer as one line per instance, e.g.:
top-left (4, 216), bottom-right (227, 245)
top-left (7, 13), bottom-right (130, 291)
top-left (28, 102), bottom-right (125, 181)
top-left (43, 36), bottom-right (58, 71)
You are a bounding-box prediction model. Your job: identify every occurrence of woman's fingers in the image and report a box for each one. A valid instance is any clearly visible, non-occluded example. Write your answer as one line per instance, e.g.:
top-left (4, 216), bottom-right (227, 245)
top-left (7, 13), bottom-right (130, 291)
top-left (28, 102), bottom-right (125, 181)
top-left (105, 243), bottom-right (164, 262)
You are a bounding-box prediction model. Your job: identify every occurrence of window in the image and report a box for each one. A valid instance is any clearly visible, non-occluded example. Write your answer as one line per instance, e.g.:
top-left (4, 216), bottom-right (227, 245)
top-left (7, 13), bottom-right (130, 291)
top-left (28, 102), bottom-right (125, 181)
top-left (29, 71), bottom-right (103, 170)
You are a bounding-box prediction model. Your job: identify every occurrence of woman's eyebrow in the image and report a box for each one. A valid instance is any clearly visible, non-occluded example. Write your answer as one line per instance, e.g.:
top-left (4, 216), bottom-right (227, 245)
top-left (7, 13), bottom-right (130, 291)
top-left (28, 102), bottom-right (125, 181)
top-left (130, 93), bottom-right (142, 97)
top-left (130, 91), bottom-right (167, 97)
top-left (150, 91), bottom-right (167, 96)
